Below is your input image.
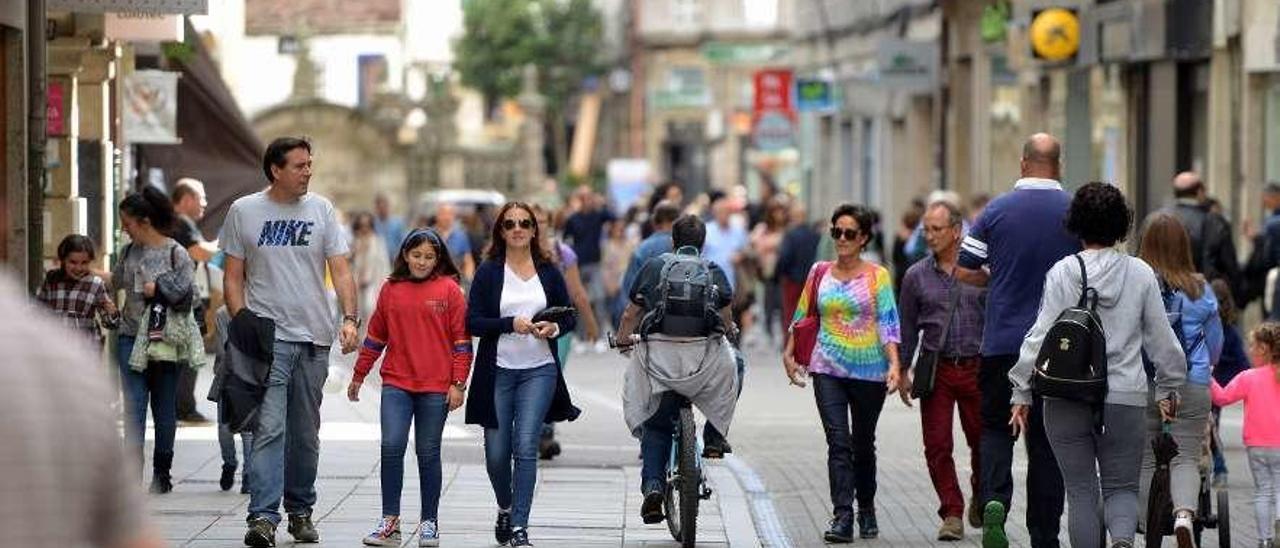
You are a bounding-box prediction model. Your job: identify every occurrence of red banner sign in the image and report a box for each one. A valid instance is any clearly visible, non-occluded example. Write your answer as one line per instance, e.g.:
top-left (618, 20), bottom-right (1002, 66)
top-left (753, 69), bottom-right (794, 116)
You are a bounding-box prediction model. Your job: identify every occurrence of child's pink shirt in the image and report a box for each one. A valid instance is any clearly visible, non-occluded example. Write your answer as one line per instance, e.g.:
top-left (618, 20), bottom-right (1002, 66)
top-left (1211, 366), bottom-right (1280, 448)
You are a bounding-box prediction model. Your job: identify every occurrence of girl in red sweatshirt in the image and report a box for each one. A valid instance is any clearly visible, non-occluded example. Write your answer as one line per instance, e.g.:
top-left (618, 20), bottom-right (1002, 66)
top-left (347, 228), bottom-right (472, 547)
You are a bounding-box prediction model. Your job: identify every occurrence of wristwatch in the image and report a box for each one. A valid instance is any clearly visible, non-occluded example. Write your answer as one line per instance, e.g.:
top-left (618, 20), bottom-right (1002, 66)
top-left (343, 314), bottom-right (361, 328)
top-left (451, 380), bottom-right (467, 390)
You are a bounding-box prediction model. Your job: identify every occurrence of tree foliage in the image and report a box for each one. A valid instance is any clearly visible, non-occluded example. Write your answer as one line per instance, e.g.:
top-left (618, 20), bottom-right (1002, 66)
top-left (455, 0), bottom-right (604, 117)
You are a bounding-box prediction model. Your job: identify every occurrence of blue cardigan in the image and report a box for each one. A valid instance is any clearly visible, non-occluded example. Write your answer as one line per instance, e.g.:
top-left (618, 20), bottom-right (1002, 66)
top-left (464, 257), bottom-right (581, 428)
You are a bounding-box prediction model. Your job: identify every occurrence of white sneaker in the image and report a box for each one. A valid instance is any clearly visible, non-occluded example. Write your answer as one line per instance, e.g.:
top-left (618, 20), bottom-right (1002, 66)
top-left (418, 519), bottom-right (439, 547)
top-left (1173, 512), bottom-right (1196, 548)
top-left (362, 516), bottom-right (401, 546)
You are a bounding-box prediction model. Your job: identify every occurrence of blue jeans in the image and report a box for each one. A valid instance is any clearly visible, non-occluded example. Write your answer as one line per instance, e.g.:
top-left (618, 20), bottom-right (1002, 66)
top-left (381, 386), bottom-right (449, 521)
top-left (218, 422), bottom-right (254, 479)
top-left (484, 364), bottom-right (557, 528)
top-left (116, 334), bottom-right (180, 474)
top-left (247, 341), bottom-right (329, 524)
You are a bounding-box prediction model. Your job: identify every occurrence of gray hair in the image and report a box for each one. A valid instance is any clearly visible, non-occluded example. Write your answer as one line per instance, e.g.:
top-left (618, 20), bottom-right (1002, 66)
top-left (927, 200), bottom-right (963, 227)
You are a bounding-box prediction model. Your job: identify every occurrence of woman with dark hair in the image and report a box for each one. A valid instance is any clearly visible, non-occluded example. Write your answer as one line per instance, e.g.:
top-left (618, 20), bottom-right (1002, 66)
top-left (110, 185), bottom-right (200, 494)
top-left (348, 229), bottom-right (468, 547)
top-left (350, 211), bottom-right (390, 332)
top-left (465, 202), bottom-right (579, 547)
top-left (1136, 212), bottom-right (1223, 544)
top-left (1008, 183), bottom-right (1186, 548)
top-left (782, 203), bottom-right (905, 543)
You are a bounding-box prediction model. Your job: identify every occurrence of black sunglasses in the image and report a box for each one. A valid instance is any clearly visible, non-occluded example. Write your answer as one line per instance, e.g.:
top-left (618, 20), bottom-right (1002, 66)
top-left (830, 227), bottom-right (863, 241)
top-left (502, 218), bottom-right (535, 231)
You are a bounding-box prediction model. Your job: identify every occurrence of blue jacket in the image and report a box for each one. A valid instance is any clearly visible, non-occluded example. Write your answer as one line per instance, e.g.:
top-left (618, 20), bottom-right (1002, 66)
top-left (1167, 281), bottom-right (1224, 386)
top-left (464, 257), bottom-right (580, 429)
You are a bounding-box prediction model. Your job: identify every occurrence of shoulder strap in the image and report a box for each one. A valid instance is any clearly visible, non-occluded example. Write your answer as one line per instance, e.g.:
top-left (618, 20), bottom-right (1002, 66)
top-left (806, 262), bottom-right (832, 318)
top-left (1075, 254), bottom-right (1097, 309)
top-left (170, 245), bottom-right (178, 269)
top-left (935, 274), bottom-right (963, 351)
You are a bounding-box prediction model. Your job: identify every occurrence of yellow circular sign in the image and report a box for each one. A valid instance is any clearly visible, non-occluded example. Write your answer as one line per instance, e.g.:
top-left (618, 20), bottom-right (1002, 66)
top-left (1030, 8), bottom-right (1080, 62)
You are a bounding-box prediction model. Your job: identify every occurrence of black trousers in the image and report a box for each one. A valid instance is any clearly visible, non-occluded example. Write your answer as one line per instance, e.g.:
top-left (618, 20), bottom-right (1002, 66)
top-left (979, 354), bottom-right (1064, 547)
top-left (813, 373), bottom-right (887, 516)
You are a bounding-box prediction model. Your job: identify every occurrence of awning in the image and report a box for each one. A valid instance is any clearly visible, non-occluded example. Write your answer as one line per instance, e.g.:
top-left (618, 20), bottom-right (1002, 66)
top-left (136, 18), bottom-right (264, 239)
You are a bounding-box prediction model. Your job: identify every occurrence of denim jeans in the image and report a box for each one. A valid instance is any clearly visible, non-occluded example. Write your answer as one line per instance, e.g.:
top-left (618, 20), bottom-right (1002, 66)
top-left (484, 364), bottom-right (557, 528)
top-left (247, 341), bottom-right (329, 524)
top-left (813, 373), bottom-right (887, 515)
top-left (218, 422), bottom-right (254, 480)
top-left (1247, 447), bottom-right (1280, 541)
top-left (116, 334), bottom-right (180, 475)
top-left (980, 354), bottom-right (1064, 547)
top-left (381, 386), bottom-right (449, 521)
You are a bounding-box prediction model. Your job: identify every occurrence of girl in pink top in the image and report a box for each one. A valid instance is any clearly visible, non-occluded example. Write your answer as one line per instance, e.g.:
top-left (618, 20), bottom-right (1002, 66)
top-left (1211, 321), bottom-right (1280, 548)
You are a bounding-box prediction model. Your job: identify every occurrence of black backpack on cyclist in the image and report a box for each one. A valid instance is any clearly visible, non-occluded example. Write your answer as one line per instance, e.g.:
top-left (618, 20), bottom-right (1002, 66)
top-left (1032, 254), bottom-right (1109, 405)
top-left (639, 246), bottom-right (723, 338)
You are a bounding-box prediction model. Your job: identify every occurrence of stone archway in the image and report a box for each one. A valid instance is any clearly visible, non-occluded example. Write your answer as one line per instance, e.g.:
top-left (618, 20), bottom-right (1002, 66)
top-left (252, 100), bottom-right (408, 217)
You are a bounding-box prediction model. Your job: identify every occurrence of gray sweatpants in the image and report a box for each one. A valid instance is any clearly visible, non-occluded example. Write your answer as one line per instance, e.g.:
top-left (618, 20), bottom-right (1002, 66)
top-left (1248, 447), bottom-right (1280, 541)
top-left (1043, 399), bottom-right (1146, 548)
top-left (1139, 384), bottom-right (1211, 520)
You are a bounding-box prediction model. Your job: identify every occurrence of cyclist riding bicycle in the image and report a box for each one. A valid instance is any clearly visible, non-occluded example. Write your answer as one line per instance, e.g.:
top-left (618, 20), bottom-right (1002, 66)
top-left (617, 214), bottom-right (741, 525)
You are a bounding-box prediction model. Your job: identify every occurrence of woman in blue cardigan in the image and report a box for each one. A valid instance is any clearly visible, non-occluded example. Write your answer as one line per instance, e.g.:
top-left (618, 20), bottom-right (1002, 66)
top-left (465, 202), bottom-right (579, 547)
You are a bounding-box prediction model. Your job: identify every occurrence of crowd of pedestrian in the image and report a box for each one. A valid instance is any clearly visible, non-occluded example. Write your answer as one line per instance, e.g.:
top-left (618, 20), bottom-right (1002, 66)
top-left (21, 131), bottom-right (1280, 548)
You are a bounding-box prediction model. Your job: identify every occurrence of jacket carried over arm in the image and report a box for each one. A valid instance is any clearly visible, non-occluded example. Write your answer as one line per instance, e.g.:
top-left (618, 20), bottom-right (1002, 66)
top-left (464, 258), bottom-right (580, 429)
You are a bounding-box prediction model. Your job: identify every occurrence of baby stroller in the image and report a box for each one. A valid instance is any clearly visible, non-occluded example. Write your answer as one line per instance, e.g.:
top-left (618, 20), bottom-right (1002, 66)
top-left (1147, 418), bottom-right (1231, 547)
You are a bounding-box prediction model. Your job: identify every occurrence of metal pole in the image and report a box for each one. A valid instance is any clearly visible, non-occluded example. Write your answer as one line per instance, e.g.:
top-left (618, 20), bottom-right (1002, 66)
top-left (27, 0), bottom-right (45, 295)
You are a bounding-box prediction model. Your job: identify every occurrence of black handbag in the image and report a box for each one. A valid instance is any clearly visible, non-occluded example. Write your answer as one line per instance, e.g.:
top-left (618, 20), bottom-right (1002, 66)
top-left (911, 277), bottom-right (962, 400)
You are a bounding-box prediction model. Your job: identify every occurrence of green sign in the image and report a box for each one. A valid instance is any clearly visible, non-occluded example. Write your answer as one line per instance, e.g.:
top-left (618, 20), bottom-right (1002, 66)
top-left (701, 42), bottom-right (788, 64)
top-left (981, 1), bottom-right (1010, 44)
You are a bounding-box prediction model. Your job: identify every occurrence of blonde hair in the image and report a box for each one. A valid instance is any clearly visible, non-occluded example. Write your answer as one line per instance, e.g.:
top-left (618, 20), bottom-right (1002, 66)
top-left (1248, 322), bottom-right (1280, 383)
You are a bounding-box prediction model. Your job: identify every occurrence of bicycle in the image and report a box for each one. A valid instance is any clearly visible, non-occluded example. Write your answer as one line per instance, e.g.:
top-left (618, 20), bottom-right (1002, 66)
top-left (610, 332), bottom-right (713, 548)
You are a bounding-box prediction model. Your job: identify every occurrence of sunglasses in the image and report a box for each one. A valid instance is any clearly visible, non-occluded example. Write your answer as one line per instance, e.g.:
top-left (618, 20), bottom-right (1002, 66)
top-left (830, 227), bottom-right (863, 241)
top-left (502, 218), bottom-right (535, 231)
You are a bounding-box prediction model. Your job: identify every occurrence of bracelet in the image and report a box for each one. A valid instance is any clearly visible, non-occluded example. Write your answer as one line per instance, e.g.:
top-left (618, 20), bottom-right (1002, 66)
top-left (343, 314), bottom-right (360, 328)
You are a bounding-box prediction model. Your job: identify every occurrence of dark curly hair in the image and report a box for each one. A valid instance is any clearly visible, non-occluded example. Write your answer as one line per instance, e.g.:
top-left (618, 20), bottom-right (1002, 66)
top-left (830, 203), bottom-right (874, 235)
top-left (1066, 182), bottom-right (1132, 247)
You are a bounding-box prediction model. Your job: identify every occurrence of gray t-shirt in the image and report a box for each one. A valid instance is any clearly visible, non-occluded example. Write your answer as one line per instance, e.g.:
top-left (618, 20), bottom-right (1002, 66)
top-left (221, 191), bottom-right (349, 344)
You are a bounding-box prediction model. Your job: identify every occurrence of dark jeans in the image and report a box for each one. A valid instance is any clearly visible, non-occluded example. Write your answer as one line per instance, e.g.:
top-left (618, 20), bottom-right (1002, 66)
top-left (920, 357), bottom-right (982, 519)
top-left (116, 335), bottom-right (180, 475)
top-left (381, 386), bottom-right (449, 521)
top-left (176, 365), bottom-right (199, 418)
top-left (979, 354), bottom-right (1064, 547)
top-left (813, 373), bottom-right (887, 515)
top-left (484, 364), bottom-right (557, 529)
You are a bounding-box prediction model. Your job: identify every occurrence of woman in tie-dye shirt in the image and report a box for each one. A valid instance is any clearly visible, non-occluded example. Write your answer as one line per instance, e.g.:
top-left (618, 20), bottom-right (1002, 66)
top-left (782, 203), bottom-right (905, 544)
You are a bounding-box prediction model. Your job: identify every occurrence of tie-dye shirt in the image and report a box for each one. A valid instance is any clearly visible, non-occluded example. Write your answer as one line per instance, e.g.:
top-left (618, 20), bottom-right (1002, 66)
top-left (791, 262), bottom-right (901, 381)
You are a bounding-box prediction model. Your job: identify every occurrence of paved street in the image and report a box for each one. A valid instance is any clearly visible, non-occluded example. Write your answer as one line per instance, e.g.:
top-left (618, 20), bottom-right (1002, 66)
top-left (149, 343), bottom-right (1258, 547)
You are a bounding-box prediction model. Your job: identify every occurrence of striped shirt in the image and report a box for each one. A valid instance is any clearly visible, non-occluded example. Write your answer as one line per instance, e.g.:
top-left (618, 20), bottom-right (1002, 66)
top-left (792, 262), bottom-right (901, 381)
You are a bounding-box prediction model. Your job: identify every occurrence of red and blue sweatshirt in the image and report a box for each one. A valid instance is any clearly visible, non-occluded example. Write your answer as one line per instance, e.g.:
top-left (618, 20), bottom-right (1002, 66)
top-left (353, 276), bottom-right (473, 393)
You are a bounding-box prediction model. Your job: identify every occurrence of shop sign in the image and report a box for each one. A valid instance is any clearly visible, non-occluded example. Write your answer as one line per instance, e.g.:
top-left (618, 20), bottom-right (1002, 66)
top-left (752, 111), bottom-right (794, 151)
top-left (48, 0), bottom-right (207, 14)
top-left (752, 69), bottom-right (794, 115)
top-left (650, 66), bottom-right (710, 110)
top-left (795, 78), bottom-right (835, 112)
top-left (47, 82), bottom-right (66, 137)
top-left (876, 40), bottom-right (937, 92)
top-left (104, 12), bottom-right (183, 41)
top-left (1030, 7), bottom-right (1081, 62)
top-left (123, 70), bottom-right (180, 144)
top-left (701, 42), bottom-right (788, 65)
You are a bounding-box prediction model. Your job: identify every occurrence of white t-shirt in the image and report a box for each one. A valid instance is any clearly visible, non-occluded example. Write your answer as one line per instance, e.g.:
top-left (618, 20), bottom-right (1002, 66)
top-left (220, 191), bottom-right (349, 344)
top-left (496, 265), bottom-right (556, 370)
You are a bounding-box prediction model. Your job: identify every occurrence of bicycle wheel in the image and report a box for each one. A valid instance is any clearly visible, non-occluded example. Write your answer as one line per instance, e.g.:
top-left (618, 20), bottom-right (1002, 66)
top-left (664, 406), bottom-right (700, 546)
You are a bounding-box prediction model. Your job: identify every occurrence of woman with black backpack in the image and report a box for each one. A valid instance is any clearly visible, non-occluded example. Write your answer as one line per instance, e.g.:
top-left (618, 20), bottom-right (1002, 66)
top-left (1135, 211), bottom-right (1224, 547)
top-left (1008, 182), bottom-right (1185, 548)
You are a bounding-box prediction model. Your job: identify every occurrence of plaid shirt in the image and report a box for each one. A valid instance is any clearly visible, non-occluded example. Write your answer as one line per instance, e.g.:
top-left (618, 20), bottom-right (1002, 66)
top-left (898, 255), bottom-right (986, 362)
top-left (36, 272), bottom-right (120, 341)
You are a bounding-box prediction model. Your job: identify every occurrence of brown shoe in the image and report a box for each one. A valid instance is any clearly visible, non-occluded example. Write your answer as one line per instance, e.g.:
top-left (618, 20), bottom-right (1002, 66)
top-left (937, 517), bottom-right (964, 541)
top-left (968, 498), bottom-right (983, 529)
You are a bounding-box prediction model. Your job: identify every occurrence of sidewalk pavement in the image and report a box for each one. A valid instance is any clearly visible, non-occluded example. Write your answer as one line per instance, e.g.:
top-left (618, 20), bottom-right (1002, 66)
top-left (146, 363), bottom-right (762, 548)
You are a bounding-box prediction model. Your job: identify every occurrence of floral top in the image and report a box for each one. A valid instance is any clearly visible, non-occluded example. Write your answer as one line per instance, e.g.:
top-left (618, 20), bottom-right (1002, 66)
top-left (791, 262), bottom-right (901, 381)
